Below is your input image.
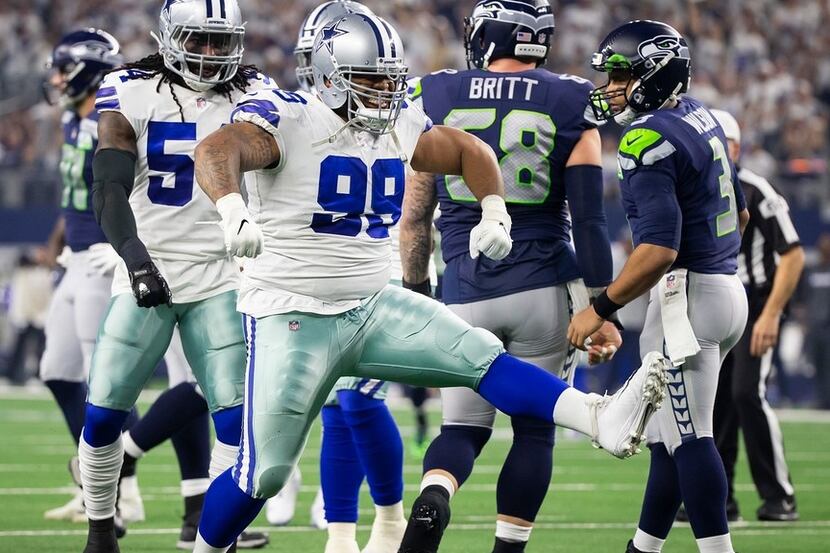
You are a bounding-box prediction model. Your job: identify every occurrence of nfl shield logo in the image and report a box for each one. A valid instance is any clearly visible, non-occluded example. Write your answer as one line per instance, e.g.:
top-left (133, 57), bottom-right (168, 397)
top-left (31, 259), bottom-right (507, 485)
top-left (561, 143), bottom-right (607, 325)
top-left (196, 97), bottom-right (207, 108)
top-left (666, 274), bottom-right (677, 289)
top-left (288, 320), bottom-right (300, 331)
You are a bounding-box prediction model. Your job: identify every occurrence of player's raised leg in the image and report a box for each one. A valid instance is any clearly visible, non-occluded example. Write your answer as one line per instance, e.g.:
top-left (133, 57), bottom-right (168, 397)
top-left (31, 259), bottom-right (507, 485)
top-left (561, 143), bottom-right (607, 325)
top-left (80, 294), bottom-right (177, 552)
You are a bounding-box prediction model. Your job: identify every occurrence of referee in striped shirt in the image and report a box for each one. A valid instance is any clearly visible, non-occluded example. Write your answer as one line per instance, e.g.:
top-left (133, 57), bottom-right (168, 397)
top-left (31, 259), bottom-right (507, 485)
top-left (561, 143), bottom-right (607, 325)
top-left (706, 110), bottom-right (804, 522)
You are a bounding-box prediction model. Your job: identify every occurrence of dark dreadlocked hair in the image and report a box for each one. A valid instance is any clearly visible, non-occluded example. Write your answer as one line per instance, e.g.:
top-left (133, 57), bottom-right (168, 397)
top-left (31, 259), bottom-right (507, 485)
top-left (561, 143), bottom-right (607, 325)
top-left (117, 53), bottom-right (261, 122)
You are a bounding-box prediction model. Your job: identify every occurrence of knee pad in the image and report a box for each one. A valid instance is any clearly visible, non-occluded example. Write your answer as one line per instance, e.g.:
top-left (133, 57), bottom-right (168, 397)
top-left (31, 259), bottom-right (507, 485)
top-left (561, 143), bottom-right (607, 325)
top-left (211, 405), bottom-right (243, 446)
top-left (83, 404), bottom-right (130, 447)
top-left (255, 463), bottom-right (295, 499)
top-left (511, 415), bottom-right (556, 448)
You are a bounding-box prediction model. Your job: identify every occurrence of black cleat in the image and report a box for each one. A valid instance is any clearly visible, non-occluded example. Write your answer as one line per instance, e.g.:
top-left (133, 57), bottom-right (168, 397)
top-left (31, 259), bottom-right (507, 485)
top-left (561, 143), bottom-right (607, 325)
top-left (237, 530), bottom-right (269, 549)
top-left (398, 486), bottom-right (451, 553)
top-left (676, 499), bottom-right (741, 523)
top-left (83, 517), bottom-right (121, 553)
top-left (757, 497), bottom-right (798, 521)
top-left (626, 540), bottom-right (645, 553)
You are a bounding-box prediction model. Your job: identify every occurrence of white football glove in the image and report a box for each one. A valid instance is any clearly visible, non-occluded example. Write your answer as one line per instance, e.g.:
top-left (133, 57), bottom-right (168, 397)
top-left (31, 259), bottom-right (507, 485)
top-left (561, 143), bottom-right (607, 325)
top-left (216, 193), bottom-right (264, 258)
top-left (87, 243), bottom-right (122, 275)
top-left (469, 195), bottom-right (512, 260)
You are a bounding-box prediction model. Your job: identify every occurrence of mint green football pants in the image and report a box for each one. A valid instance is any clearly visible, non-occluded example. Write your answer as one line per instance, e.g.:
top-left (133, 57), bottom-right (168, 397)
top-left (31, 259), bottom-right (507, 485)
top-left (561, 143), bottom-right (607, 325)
top-left (233, 285), bottom-right (504, 498)
top-left (87, 290), bottom-right (246, 413)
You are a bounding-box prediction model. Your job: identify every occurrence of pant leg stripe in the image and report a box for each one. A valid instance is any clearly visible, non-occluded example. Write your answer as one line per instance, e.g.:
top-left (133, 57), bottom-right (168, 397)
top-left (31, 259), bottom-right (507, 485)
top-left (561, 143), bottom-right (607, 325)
top-left (758, 350), bottom-right (795, 497)
top-left (664, 340), bottom-right (697, 442)
top-left (233, 315), bottom-right (248, 485)
top-left (244, 317), bottom-right (257, 495)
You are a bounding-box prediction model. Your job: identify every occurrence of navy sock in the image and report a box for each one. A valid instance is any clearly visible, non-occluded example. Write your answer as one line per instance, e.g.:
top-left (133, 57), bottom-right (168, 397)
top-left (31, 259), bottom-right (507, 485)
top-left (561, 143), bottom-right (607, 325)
top-left (423, 424), bottom-right (491, 488)
top-left (129, 383), bottom-right (209, 452)
top-left (477, 353), bottom-right (567, 422)
top-left (496, 416), bottom-right (556, 522)
top-left (320, 405), bottom-right (364, 522)
top-left (45, 380), bottom-right (87, 444)
top-left (675, 438), bottom-right (729, 538)
top-left (83, 404), bottom-right (130, 447)
top-left (171, 411), bottom-right (211, 481)
top-left (211, 405), bottom-right (243, 446)
top-left (638, 443), bottom-right (682, 539)
top-left (338, 390), bottom-right (403, 506)
top-left (198, 468), bottom-right (265, 548)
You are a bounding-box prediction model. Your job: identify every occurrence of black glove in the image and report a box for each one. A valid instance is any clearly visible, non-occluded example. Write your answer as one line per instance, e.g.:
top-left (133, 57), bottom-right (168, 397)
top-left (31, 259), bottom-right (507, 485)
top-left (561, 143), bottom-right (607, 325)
top-left (403, 278), bottom-right (433, 297)
top-left (129, 262), bottom-right (172, 308)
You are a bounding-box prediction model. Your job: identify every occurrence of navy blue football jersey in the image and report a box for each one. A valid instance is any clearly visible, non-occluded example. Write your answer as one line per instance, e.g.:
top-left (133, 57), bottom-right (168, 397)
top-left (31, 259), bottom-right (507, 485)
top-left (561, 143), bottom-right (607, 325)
top-left (411, 68), bottom-right (597, 303)
top-left (60, 109), bottom-right (107, 251)
top-left (616, 97), bottom-right (745, 274)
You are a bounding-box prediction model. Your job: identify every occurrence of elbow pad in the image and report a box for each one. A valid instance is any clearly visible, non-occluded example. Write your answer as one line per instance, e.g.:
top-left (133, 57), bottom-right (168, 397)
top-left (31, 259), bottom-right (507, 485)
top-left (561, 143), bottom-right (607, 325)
top-left (92, 148), bottom-right (150, 270)
top-left (565, 165), bottom-right (613, 287)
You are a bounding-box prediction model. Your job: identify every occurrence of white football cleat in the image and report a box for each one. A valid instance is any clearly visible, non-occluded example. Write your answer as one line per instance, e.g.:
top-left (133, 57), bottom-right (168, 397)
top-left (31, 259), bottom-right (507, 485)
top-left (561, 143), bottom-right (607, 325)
top-left (266, 467), bottom-right (301, 526)
top-left (310, 487), bottom-right (328, 530)
top-left (361, 515), bottom-right (407, 553)
top-left (118, 475), bottom-right (146, 523)
top-left (44, 488), bottom-right (85, 522)
top-left (590, 351), bottom-right (669, 458)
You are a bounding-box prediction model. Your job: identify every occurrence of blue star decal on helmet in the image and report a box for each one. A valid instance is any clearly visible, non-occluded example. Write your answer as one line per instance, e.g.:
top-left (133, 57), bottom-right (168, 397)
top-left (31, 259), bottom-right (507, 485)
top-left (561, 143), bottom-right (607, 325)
top-left (316, 19), bottom-right (348, 55)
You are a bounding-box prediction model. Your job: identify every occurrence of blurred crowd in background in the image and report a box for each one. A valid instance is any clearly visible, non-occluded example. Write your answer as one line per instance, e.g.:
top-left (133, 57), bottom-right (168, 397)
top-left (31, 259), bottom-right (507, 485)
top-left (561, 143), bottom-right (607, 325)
top-left (2, 0), bottom-right (830, 406)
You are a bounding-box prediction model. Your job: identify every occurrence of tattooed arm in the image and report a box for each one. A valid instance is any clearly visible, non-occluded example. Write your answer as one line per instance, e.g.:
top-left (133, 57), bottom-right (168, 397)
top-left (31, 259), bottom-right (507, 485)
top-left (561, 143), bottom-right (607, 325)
top-left (194, 121), bottom-right (281, 202)
top-left (194, 121), bottom-right (280, 258)
top-left (400, 169), bottom-right (437, 288)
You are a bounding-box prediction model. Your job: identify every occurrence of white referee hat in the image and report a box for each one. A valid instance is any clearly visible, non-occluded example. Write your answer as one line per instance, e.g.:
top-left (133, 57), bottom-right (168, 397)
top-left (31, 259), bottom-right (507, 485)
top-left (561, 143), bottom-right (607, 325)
top-left (710, 109), bottom-right (741, 144)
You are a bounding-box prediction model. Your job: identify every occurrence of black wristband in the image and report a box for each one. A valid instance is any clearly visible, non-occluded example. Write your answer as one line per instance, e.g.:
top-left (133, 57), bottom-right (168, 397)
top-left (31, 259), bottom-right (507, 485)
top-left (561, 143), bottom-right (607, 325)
top-left (593, 290), bottom-right (623, 320)
top-left (402, 278), bottom-right (432, 297)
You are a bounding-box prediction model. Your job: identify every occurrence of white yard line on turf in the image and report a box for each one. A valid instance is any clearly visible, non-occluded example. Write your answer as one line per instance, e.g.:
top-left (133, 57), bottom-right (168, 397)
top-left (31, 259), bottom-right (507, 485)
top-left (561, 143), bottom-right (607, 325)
top-left (5, 483), bottom-right (830, 496)
top-left (0, 521), bottom-right (826, 538)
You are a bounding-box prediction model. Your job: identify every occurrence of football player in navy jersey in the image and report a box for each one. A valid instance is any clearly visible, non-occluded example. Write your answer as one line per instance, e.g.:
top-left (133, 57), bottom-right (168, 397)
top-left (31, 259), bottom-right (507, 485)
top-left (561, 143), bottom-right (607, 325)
top-left (398, 2), bottom-right (624, 551)
top-left (568, 20), bottom-right (750, 553)
top-left (39, 28), bottom-right (143, 526)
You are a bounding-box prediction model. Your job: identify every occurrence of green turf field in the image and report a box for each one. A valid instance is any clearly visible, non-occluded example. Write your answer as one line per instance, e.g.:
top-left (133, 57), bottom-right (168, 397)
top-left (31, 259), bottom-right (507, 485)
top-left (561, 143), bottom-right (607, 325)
top-left (1, 389), bottom-right (828, 552)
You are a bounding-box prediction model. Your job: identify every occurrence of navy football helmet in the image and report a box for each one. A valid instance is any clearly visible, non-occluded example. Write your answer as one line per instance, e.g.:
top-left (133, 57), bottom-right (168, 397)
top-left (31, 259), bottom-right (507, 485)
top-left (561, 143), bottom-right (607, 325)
top-left (464, 0), bottom-right (555, 70)
top-left (589, 20), bottom-right (691, 124)
top-left (44, 28), bottom-right (123, 108)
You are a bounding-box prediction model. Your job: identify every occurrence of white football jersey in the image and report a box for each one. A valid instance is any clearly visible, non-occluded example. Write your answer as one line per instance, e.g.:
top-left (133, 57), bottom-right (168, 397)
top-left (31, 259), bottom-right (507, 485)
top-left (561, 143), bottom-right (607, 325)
top-left (95, 68), bottom-right (272, 302)
top-left (232, 89), bottom-right (432, 316)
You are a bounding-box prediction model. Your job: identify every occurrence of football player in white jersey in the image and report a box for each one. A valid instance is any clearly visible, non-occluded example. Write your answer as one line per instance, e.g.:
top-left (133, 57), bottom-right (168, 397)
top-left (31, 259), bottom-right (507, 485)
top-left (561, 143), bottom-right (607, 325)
top-left (261, 4), bottom-right (413, 553)
top-left (79, 1), bottom-right (269, 551)
top-left (189, 13), bottom-right (670, 553)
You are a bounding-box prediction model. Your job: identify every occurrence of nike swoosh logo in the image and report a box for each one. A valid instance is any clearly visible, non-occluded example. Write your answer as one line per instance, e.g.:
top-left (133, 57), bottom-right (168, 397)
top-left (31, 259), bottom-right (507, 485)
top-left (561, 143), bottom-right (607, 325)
top-left (237, 220), bottom-right (248, 234)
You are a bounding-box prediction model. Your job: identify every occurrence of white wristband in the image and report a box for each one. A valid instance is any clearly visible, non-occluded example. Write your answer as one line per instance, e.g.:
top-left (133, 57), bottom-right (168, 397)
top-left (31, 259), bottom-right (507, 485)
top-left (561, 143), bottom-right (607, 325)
top-left (480, 194), bottom-right (507, 215)
top-left (216, 192), bottom-right (247, 221)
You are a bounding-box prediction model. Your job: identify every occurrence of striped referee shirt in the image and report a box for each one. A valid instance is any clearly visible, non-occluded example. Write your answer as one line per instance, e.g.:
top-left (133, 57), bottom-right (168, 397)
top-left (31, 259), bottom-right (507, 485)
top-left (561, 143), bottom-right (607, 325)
top-left (736, 167), bottom-right (801, 294)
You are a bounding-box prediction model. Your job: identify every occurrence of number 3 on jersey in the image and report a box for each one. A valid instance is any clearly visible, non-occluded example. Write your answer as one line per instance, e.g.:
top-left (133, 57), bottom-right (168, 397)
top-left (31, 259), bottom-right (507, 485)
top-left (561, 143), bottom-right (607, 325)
top-left (312, 155), bottom-right (404, 239)
top-left (444, 108), bottom-right (556, 204)
top-left (147, 121), bottom-right (196, 206)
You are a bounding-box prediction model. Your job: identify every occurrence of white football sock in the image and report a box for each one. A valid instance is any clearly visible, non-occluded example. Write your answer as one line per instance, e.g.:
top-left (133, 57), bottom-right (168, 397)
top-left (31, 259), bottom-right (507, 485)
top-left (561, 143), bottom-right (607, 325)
top-left (551, 387), bottom-right (595, 436)
top-left (374, 501), bottom-right (404, 522)
top-left (495, 520), bottom-right (532, 543)
top-left (78, 434), bottom-right (123, 520)
top-left (327, 522), bottom-right (357, 540)
top-left (420, 473), bottom-right (456, 499)
top-left (633, 528), bottom-right (665, 552)
top-left (209, 440), bottom-right (238, 480)
top-left (121, 431), bottom-right (145, 459)
top-left (697, 534), bottom-right (735, 553)
top-left (181, 478), bottom-right (211, 498)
